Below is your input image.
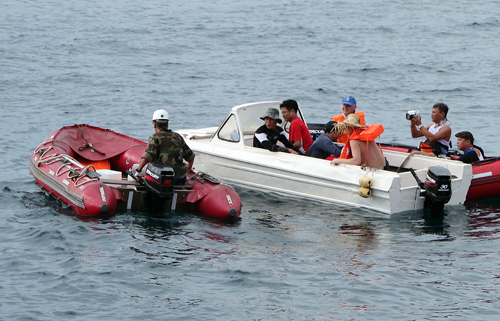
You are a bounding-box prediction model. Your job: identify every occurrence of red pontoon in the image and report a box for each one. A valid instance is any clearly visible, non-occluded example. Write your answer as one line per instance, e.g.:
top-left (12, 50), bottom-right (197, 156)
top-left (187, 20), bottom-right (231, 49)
top-left (381, 143), bottom-right (500, 201)
top-left (29, 124), bottom-right (242, 219)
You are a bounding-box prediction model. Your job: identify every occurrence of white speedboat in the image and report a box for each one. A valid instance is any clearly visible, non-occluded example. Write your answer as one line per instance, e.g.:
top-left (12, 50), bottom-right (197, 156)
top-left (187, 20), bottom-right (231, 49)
top-left (177, 101), bottom-right (473, 215)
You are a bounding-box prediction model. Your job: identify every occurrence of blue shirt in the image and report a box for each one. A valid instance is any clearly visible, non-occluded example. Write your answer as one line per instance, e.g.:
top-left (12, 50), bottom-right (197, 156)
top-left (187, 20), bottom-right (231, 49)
top-left (306, 133), bottom-right (342, 159)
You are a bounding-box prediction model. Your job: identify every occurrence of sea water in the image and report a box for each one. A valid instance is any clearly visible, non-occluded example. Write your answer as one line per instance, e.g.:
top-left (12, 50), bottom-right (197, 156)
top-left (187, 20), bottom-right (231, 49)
top-left (1, 0), bottom-right (500, 319)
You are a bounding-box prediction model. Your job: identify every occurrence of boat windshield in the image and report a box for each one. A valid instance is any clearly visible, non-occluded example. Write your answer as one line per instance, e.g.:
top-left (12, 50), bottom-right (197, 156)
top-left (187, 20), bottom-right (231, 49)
top-left (218, 114), bottom-right (240, 142)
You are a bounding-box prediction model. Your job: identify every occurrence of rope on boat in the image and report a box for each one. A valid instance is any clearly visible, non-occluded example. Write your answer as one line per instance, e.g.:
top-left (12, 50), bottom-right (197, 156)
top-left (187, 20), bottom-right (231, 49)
top-left (55, 163), bottom-right (71, 176)
top-left (396, 151), bottom-right (432, 173)
top-left (37, 147), bottom-right (68, 167)
top-left (36, 148), bottom-right (99, 187)
top-left (34, 139), bottom-right (54, 154)
top-left (74, 165), bottom-right (99, 187)
top-left (77, 124), bottom-right (106, 155)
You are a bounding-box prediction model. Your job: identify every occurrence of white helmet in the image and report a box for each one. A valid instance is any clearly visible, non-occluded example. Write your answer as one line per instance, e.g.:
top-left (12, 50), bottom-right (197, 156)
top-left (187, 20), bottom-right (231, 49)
top-left (152, 109), bottom-right (169, 122)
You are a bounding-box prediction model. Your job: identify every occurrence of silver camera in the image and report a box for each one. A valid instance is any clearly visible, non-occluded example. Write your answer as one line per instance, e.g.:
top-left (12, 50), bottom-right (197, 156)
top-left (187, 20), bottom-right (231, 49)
top-left (406, 109), bottom-right (420, 120)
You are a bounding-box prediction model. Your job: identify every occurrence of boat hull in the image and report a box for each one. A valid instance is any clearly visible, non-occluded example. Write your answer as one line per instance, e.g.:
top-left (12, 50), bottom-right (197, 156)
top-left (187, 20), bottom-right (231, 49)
top-left (186, 144), bottom-right (470, 214)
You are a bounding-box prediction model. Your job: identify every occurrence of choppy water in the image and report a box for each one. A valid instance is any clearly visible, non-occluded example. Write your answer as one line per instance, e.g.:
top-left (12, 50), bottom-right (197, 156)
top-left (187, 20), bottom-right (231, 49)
top-left (2, 0), bottom-right (500, 320)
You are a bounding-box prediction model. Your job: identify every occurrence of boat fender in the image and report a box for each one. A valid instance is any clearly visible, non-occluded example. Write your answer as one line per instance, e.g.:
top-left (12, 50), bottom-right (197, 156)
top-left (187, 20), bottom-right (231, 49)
top-left (359, 176), bottom-right (372, 188)
top-left (358, 187), bottom-right (371, 198)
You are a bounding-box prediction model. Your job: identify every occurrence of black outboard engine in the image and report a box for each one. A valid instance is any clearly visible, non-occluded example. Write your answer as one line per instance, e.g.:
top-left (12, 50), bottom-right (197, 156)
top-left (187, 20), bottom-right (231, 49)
top-left (424, 166), bottom-right (452, 206)
top-left (410, 166), bottom-right (452, 215)
top-left (143, 163), bottom-right (175, 213)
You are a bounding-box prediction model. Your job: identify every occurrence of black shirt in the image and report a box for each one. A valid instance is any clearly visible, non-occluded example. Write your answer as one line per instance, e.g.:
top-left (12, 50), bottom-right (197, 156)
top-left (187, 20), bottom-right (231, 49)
top-left (253, 124), bottom-right (295, 152)
top-left (458, 149), bottom-right (479, 164)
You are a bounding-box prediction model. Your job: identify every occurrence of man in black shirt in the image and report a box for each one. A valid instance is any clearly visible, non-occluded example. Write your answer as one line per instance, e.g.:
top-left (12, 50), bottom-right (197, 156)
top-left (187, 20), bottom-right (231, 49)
top-left (253, 108), bottom-right (299, 154)
top-left (455, 131), bottom-right (484, 163)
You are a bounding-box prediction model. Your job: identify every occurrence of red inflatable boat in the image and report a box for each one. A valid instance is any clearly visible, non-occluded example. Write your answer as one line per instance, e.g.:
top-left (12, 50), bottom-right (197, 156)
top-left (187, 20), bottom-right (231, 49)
top-left (381, 143), bottom-right (500, 201)
top-left (29, 124), bottom-right (242, 218)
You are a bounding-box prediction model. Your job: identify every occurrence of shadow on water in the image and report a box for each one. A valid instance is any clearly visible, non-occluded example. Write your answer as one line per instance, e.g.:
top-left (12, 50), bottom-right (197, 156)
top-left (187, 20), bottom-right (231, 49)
top-left (464, 197), bottom-right (500, 240)
top-left (387, 198), bottom-right (500, 242)
top-left (389, 207), bottom-right (461, 240)
top-left (12, 184), bottom-right (243, 264)
top-left (119, 211), bottom-right (243, 265)
top-left (17, 184), bottom-right (241, 226)
top-left (14, 180), bottom-right (500, 257)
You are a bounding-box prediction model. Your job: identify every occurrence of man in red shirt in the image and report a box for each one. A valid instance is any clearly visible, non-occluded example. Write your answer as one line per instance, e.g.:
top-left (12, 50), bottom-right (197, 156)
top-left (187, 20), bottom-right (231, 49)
top-left (280, 100), bottom-right (313, 154)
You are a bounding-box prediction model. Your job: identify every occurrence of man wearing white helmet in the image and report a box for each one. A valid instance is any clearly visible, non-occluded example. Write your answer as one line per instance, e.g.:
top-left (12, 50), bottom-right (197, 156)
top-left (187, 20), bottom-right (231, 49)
top-left (134, 109), bottom-right (195, 184)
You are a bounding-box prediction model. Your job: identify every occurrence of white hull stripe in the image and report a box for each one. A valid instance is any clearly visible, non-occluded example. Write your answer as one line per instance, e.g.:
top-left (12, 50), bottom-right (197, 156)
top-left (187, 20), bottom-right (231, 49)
top-left (473, 172), bottom-right (492, 179)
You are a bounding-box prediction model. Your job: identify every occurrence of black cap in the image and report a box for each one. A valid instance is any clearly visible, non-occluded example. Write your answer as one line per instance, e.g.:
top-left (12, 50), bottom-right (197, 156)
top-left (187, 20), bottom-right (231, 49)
top-left (325, 120), bottom-right (337, 133)
top-left (455, 131), bottom-right (474, 144)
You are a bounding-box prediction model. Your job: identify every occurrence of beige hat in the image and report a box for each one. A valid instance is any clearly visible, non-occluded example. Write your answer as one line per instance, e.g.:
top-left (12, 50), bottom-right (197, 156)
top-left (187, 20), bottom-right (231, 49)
top-left (334, 114), bottom-right (367, 133)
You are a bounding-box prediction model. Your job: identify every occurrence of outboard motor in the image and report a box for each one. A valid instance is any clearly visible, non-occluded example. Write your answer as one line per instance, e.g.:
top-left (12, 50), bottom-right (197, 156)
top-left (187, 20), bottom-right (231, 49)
top-left (410, 166), bottom-right (452, 215)
top-left (143, 163), bottom-right (175, 198)
top-left (424, 166), bottom-right (452, 207)
top-left (143, 163), bottom-right (175, 213)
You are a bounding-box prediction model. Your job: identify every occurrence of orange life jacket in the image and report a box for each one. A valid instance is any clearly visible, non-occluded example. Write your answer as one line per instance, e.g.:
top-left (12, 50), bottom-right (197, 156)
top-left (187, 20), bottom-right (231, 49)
top-left (339, 124), bottom-right (384, 159)
top-left (419, 142), bottom-right (433, 154)
top-left (331, 111), bottom-right (366, 144)
top-left (76, 156), bottom-right (111, 170)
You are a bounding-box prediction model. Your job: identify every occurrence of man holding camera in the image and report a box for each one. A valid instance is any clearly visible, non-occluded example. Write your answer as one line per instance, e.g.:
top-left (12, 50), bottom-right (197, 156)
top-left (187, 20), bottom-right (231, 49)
top-left (409, 103), bottom-right (451, 156)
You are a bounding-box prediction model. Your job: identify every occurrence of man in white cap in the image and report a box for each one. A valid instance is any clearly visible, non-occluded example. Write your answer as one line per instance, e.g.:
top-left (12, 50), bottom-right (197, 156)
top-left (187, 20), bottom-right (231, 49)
top-left (134, 109), bottom-right (195, 184)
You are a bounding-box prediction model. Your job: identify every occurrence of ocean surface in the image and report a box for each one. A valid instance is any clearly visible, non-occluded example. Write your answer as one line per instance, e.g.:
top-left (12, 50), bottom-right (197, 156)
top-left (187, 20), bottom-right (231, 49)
top-left (2, 0), bottom-right (500, 320)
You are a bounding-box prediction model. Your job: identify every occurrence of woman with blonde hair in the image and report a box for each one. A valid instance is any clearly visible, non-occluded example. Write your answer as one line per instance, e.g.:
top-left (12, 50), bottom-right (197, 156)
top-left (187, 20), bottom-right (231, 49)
top-left (331, 114), bottom-right (386, 169)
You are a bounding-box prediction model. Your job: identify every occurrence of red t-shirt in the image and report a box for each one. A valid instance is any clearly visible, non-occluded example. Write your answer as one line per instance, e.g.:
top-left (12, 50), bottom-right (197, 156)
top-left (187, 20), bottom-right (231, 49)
top-left (289, 117), bottom-right (313, 153)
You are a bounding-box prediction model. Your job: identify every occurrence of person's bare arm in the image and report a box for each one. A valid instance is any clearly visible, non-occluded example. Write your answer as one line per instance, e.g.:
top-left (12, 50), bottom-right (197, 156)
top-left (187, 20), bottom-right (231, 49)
top-left (137, 158), bottom-right (148, 172)
top-left (291, 140), bottom-right (302, 149)
top-left (420, 125), bottom-right (451, 142)
top-left (410, 116), bottom-right (424, 138)
top-left (332, 141), bottom-right (363, 166)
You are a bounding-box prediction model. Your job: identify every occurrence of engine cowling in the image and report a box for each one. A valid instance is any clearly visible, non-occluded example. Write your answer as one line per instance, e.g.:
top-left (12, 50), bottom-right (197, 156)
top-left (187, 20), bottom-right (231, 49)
top-left (143, 163), bottom-right (175, 199)
top-left (424, 166), bottom-right (452, 214)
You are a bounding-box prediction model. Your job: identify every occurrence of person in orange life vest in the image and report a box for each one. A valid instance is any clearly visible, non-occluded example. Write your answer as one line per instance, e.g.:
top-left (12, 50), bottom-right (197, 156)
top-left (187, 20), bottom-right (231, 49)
top-left (455, 131), bottom-right (484, 163)
top-left (410, 103), bottom-right (451, 156)
top-left (280, 99), bottom-right (313, 154)
top-left (331, 114), bottom-right (386, 169)
top-left (331, 96), bottom-right (365, 144)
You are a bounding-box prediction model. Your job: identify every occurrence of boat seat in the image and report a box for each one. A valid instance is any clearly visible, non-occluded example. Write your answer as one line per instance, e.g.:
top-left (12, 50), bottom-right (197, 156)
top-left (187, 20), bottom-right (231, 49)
top-left (244, 135), bottom-right (254, 146)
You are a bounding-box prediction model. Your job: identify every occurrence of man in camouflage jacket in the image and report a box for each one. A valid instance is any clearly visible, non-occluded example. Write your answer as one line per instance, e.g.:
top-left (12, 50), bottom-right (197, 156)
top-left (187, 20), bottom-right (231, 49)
top-left (135, 109), bottom-right (195, 184)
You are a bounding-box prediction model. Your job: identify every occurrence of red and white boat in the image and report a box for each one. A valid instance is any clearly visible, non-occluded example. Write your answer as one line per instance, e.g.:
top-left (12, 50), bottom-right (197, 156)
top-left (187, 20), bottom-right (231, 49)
top-left (29, 124), bottom-right (242, 219)
top-left (380, 143), bottom-right (500, 201)
top-left (308, 122), bottom-right (499, 202)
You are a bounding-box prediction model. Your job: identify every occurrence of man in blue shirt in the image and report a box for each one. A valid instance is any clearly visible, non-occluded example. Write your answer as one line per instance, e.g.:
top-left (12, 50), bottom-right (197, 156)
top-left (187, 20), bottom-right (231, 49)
top-left (306, 121), bottom-right (342, 159)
